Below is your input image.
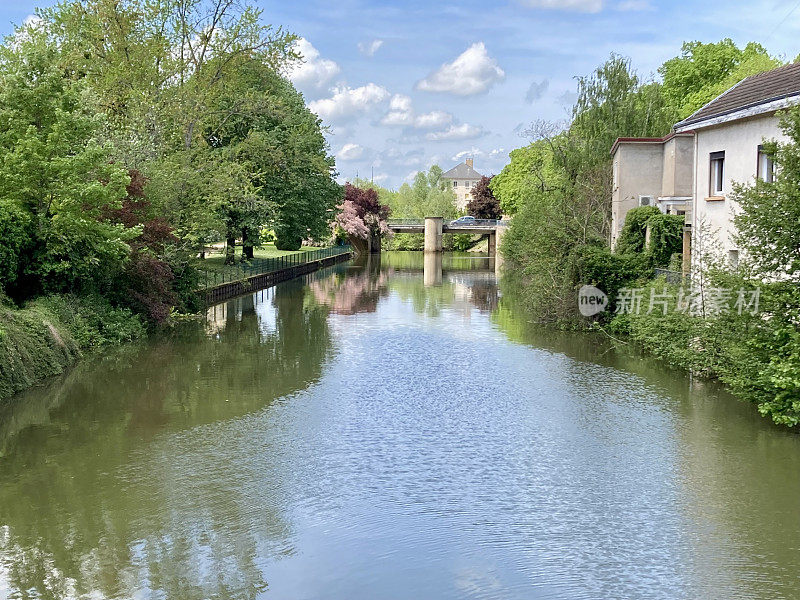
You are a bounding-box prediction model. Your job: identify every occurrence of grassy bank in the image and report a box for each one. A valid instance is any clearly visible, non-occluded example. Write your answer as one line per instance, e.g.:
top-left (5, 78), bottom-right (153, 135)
top-left (0, 295), bottom-right (144, 401)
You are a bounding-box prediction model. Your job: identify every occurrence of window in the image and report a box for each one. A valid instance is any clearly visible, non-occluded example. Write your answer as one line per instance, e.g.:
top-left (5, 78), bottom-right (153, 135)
top-left (728, 249), bottom-right (739, 269)
top-left (709, 151), bottom-right (725, 196)
top-left (613, 160), bottom-right (619, 190)
top-left (452, 180), bottom-right (458, 188)
top-left (465, 181), bottom-right (471, 189)
top-left (757, 145), bottom-right (775, 183)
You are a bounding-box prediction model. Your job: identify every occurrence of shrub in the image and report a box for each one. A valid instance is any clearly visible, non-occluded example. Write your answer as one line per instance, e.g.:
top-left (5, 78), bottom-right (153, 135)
top-left (645, 213), bottom-right (684, 267)
top-left (615, 206), bottom-right (661, 254)
top-left (572, 245), bottom-right (652, 317)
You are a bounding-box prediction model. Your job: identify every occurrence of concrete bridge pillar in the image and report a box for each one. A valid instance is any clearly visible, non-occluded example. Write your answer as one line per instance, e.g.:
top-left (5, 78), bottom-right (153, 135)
top-left (423, 252), bottom-right (443, 287)
top-left (488, 232), bottom-right (497, 258)
top-left (424, 217), bottom-right (443, 252)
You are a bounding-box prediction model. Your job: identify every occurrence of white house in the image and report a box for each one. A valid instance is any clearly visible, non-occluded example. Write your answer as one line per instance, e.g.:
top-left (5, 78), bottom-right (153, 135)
top-left (443, 158), bottom-right (483, 211)
top-left (611, 62), bottom-right (800, 270)
top-left (673, 62), bottom-right (800, 268)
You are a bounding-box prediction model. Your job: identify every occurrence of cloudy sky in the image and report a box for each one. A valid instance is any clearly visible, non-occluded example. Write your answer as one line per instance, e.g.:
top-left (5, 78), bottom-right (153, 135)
top-left (1, 1), bottom-right (799, 188)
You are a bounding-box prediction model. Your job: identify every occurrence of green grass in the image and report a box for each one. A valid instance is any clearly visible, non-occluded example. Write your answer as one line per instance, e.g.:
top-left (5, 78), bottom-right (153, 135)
top-left (198, 243), bottom-right (323, 274)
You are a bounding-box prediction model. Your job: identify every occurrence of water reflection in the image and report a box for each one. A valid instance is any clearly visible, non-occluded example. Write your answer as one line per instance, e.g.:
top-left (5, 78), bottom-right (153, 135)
top-left (309, 254), bottom-right (389, 314)
top-left (0, 278), bottom-right (334, 600)
top-left (423, 252), bottom-right (443, 287)
top-left (1, 255), bottom-right (800, 600)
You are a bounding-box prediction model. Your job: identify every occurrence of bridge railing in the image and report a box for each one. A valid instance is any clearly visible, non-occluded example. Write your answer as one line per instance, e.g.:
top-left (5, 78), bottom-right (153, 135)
top-left (386, 219), bottom-right (510, 227)
top-left (386, 219), bottom-right (425, 226)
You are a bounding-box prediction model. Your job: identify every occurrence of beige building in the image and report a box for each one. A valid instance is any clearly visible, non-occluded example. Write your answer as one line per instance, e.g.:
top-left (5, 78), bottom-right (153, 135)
top-left (611, 62), bottom-right (800, 269)
top-left (443, 158), bottom-right (483, 211)
top-left (610, 132), bottom-right (695, 247)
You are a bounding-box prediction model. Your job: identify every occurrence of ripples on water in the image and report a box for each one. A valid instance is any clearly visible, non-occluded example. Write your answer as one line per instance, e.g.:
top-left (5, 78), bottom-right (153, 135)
top-left (1, 252), bottom-right (799, 600)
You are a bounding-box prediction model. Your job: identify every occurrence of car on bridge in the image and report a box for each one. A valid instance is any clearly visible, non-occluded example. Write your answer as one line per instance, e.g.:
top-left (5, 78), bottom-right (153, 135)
top-left (451, 215), bottom-right (476, 225)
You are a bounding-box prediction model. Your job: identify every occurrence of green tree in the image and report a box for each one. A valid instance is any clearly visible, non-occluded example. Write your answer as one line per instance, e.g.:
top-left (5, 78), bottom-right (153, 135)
top-left (659, 40), bottom-right (782, 119)
top-left (489, 140), bottom-right (557, 215)
top-left (390, 166), bottom-right (458, 219)
top-left (0, 24), bottom-right (134, 298)
top-left (497, 54), bottom-right (676, 321)
top-left (733, 108), bottom-right (800, 282)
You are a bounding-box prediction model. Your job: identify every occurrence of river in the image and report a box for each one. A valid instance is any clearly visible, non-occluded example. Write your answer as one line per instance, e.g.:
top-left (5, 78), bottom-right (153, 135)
top-left (1, 252), bottom-right (799, 600)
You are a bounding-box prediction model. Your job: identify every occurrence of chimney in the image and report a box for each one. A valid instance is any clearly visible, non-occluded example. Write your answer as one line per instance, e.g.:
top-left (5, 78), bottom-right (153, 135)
top-left (466, 158), bottom-right (474, 169)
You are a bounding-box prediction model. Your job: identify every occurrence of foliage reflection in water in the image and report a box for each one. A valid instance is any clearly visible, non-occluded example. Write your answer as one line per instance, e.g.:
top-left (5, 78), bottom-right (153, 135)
top-left (0, 252), bottom-right (799, 600)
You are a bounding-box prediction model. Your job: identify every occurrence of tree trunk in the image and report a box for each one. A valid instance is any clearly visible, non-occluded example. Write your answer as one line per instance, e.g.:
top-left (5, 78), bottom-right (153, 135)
top-left (369, 231), bottom-right (382, 253)
top-left (348, 235), bottom-right (368, 257)
top-left (241, 227), bottom-right (255, 260)
top-left (225, 236), bottom-right (236, 265)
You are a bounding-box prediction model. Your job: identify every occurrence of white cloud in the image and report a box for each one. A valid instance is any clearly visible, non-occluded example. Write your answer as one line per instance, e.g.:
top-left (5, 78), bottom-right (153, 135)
top-left (358, 39), bottom-right (384, 57)
top-left (23, 14), bottom-right (43, 27)
top-left (451, 147), bottom-right (505, 161)
top-left (519, 0), bottom-right (603, 12)
top-left (415, 42), bottom-right (505, 96)
top-left (287, 38), bottom-right (341, 93)
top-left (452, 148), bottom-right (484, 161)
top-left (309, 83), bottom-right (391, 122)
top-left (426, 123), bottom-right (486, 141)
top-left (380, 94), bottom-right (454, 129)
top-left (337, 143), bottom-right (365, 161)
top-left (380, 94), bottom-right (415, 126)
top-left (414, 111), bottom-right (453, 129)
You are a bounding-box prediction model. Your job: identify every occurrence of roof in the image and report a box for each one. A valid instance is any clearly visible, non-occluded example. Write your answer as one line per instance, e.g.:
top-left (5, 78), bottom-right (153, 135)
top-left (675, 62), bottom-right (800, 130)
top-left (443, 162), bottom-right (483, 179)
top-left (610, 131), bottom-right (694, 156)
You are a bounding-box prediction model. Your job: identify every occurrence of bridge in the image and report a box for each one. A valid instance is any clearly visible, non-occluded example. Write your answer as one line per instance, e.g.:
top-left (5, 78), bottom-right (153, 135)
top-left (386, 218), bottom-right (509, 259)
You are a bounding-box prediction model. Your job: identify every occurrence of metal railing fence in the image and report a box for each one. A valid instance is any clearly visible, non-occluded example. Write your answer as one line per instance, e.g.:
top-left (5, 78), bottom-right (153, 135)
top-left (198, 245), bottom-right (352, 290)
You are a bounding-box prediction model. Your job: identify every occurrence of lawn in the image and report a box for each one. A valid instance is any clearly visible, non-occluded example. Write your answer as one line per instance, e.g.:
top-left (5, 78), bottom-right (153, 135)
top-left (198, 243), bottom-right (324, 273)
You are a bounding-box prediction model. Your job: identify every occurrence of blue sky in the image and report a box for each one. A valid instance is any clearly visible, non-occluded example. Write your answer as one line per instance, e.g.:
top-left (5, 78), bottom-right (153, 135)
top-left (2, 1), bottom-right (799, 188)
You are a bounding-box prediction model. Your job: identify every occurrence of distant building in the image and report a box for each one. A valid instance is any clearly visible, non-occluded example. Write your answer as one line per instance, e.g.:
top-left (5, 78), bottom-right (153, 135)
top-left (611, 62), bottom-right (800, 271)
top-left (443, 158), bottom-right (483, 211)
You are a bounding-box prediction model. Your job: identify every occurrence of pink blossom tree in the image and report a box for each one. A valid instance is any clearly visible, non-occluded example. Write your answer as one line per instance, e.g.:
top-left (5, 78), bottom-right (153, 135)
top-left (335, 184), bottom-right (391, 254)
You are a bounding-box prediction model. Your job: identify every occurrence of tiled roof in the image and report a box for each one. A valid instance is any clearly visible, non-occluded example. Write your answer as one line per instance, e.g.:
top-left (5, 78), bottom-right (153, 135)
top-left (443, 163), bottom-right (483, 179)
top-left (676, 62), bottom-right (800, 128)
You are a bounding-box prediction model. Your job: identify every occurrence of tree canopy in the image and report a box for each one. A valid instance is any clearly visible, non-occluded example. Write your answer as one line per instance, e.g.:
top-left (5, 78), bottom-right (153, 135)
top-left (0, 0), bottom-right (340, 318)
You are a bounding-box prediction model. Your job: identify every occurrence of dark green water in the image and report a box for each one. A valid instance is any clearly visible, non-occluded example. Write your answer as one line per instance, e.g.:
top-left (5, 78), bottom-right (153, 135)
top-left (1, 252), bottom-right (799, 599)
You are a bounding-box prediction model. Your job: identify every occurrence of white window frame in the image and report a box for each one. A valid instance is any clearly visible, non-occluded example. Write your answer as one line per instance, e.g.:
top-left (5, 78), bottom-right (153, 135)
top-left (710, 151), bottom-right (725, 196)
top-left (757, 145), bottom-right (775, 183)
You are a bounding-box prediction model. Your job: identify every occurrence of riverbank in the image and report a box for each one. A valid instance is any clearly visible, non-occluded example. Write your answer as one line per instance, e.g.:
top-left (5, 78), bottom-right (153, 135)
top-left (0, 294), bottom-right (144, 401)
top-left (0, 248), bottom-right (353, 401)
top-left (500, 263), bottom-right (800, 428)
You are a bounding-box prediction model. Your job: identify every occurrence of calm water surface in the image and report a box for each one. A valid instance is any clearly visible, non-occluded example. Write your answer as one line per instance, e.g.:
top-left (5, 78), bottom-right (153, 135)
top-left (1, 252), bottom-right (799, 599)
